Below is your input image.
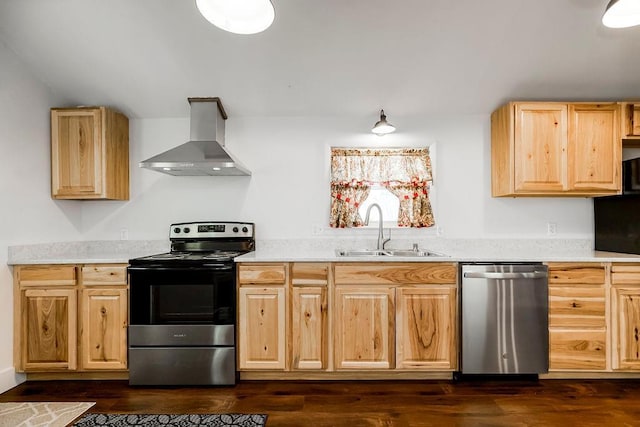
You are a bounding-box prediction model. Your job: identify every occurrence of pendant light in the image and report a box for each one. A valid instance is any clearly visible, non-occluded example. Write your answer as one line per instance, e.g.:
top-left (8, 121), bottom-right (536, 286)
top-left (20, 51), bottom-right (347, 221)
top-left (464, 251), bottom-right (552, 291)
top-left (371, 110), bottom-right (396, 136)
top-left (602, 0), bottom-right (640, 28)
top-left (195, 0), bottom-right (275, 35)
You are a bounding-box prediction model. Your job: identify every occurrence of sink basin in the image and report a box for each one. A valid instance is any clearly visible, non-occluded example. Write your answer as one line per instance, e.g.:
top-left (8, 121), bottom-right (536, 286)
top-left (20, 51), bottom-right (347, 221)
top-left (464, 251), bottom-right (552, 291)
top-left (335, 249), bottom-right (446, 257)
top-left (335, 249), bottom-right (390, 257)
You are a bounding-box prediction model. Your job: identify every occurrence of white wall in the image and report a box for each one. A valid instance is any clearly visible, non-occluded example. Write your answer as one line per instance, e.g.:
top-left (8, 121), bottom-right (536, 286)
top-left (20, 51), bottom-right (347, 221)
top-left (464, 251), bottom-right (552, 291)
top-left (0, 40), bottom-right (81, 391)
top-left (82, 114), bottom-right (594, 241)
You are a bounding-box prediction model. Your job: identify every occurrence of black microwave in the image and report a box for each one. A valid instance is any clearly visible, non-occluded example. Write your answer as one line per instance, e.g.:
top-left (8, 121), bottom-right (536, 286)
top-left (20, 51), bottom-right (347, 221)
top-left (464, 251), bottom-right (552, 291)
top-left (623, 157), bottom-right (640, 194)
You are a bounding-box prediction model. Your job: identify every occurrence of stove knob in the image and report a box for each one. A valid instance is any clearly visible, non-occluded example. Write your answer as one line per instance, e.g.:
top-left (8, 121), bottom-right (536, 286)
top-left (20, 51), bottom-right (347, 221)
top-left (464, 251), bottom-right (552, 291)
top-left (173, 227), bottom-right (181, 234)
top-left (184, 227), bottom-right (191, 233)
top-left (232, 227), bottom-right (239, 233)
top-left (242, 226), bottom-right (249, 233)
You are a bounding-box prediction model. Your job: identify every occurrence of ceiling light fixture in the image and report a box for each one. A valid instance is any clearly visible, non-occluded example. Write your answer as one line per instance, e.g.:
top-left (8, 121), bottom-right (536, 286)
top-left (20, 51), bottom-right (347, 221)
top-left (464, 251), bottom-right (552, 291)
top-left (371, 109), bottom-right (396, 136)
top-left (195, 0), bottom-right (275, 35)
top-left (602, 0), bottom-right (640, 28)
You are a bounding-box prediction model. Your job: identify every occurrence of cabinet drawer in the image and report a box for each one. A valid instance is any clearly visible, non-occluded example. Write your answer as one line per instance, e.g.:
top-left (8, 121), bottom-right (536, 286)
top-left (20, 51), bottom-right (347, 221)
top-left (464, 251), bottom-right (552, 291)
top-left (238, 264), bottom-right (287, 285)
top-left (549, 329), bottom-right (606, 371)
top-left (611, 264), bottom-right (640, 285)
top-left (81, 265), bottom-right (127, 286)
top-left (547, 264), bottom-right (605, 284)
top-left (17, 265), bottom-right (77, 286)
top-left (291, 263), bottom-right (329, 286)
top-left (335, 263), bottom-right (456, 285)
top-left (548, 286), bottom-right (605, 328)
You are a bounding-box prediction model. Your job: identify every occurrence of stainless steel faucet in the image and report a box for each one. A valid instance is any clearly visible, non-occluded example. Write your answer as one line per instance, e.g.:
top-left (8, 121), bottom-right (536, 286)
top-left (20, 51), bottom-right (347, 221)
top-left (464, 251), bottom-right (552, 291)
top-left (364, 203), bottom-right (391, 250)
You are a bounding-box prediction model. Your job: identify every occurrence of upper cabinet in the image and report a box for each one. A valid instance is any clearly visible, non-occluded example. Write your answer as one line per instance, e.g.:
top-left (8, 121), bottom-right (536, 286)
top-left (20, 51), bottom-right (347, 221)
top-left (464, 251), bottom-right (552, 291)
top-left (491, 102), bottom-right (621, 197)
top-left (621, 102), bottom-right (640, 144)
top-left (51, 107), bottom-right (129, 200)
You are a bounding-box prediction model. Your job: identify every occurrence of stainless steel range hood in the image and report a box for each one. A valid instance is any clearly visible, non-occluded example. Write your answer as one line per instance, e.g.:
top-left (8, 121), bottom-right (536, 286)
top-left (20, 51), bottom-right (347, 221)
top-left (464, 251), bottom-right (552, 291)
top-left (139, 97), bottom-right (251, 176)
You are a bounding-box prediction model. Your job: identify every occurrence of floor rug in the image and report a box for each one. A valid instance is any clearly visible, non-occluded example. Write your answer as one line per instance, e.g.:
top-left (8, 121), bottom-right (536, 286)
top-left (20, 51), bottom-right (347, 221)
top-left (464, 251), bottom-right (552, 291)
top-left (72, 413), bottom-right (268, 427)
top-left (0, 402), bottom-right (95, 427)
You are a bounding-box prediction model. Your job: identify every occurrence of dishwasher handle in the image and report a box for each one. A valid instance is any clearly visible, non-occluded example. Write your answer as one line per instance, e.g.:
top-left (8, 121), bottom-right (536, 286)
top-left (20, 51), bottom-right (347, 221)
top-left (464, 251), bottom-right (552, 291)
top-left (463, 271), bottom-right (548, 280)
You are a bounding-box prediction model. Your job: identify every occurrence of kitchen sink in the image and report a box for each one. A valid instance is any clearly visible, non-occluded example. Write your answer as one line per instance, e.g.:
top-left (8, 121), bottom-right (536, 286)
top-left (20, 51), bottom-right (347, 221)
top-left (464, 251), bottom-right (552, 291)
top-left (335, 249), bottom-right (446, 257)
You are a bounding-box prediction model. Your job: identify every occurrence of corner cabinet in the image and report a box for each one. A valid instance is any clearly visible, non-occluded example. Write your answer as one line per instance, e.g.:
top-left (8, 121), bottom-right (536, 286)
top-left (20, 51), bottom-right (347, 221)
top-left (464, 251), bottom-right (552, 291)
top-left (237, 262), bottom-right (458, 378)
top-left (13, 264), bottom-right (128, 374)
top-left (492, 102), bottom-right (621, 197)
top-left (51, 106), bottom-right (129, 200)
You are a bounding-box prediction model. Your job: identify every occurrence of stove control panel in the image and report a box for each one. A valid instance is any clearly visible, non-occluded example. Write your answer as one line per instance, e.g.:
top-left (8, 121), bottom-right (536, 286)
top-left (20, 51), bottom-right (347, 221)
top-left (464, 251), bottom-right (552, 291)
top-left (170, 221), bottom-right (254, 239)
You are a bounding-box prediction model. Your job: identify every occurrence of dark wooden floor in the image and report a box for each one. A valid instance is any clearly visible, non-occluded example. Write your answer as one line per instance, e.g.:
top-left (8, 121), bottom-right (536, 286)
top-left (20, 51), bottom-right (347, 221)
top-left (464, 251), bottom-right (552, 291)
top-left (1, 379), bottom-right (640, 426)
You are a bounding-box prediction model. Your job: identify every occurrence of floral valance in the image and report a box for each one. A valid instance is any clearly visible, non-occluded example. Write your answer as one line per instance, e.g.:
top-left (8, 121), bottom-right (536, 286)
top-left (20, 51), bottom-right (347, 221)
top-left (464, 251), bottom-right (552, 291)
top-left (330, 147), bottom-right (432, 184)
top-left (329, 147), bottom-right (435, 228)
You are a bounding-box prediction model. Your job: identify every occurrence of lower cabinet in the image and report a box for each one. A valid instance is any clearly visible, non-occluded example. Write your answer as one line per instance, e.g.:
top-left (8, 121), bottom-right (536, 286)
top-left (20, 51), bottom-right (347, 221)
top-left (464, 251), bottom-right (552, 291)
top-left (611, 264), bottom-right (640, 370)
top-left (237, 262), bottom-right (458, 375)
top-left (13, 264), bottom-right (128, 373)
top-left (547, 263), bottom-right (607, 371)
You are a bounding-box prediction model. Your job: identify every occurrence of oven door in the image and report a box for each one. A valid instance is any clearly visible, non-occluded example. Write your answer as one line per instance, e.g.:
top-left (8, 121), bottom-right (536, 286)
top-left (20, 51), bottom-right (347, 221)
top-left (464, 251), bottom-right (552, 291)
top-left (128, 265), bottom-right (235, 326)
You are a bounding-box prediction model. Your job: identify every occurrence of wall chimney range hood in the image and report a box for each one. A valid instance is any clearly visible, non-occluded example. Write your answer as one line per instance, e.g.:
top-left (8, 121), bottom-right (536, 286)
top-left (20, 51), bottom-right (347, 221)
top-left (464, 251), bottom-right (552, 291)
top-left (139, 97), bottom-right (251, 176)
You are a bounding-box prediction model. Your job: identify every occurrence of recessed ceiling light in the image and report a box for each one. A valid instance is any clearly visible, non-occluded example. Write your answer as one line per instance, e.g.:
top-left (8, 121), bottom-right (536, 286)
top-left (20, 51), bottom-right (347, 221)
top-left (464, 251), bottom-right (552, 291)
top-left (602, 0), bottom-right (640, 28)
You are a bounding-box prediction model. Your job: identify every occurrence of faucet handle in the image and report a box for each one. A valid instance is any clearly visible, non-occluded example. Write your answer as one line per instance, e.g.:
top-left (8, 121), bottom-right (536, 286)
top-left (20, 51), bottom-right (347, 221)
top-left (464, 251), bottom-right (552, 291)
top-left (382, 229), bottom-right (391, 249)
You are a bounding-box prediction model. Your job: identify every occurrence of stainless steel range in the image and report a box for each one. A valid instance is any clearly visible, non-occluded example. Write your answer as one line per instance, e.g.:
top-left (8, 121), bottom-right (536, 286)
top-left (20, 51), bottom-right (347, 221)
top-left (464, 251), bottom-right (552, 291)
top-left (127, 221), bottom-right (254, 386)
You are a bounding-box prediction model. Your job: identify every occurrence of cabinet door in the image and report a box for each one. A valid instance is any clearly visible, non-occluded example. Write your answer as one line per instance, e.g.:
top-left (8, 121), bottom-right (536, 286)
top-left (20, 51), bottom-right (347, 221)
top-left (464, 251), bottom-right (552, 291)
top-left (21, 288), bottom-right (77, 371)
top-left (80, 288), bottom-right (128, 370)
top-left (513, 103), bottom-right (567, 192)
top-left (549, 329), bottom-right (606, 370)
top-left (238, 286), bottom-right (286, 370)
top-left (51, 108), bottom-right (103, 198)
top-left (612, 286), bottom-right (640, 370)
top-left (291, 286), bottom-right (327, 370)
top-left (568, 104), bottom-right (620, 192)
top-left (334, 286), bottom-right (394, 369)
top-left (396, 286), bottom-right (457, 370)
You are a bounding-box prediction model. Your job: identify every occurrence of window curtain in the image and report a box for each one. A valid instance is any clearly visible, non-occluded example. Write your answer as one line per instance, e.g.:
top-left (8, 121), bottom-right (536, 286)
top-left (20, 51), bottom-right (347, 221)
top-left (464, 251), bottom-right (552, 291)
top-left (329, 148), bottom-right (434, 228)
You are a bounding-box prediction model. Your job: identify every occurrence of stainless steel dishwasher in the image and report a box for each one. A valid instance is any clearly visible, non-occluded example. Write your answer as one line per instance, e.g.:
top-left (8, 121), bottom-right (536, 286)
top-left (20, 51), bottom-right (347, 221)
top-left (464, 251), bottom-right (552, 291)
top-left (460, 263), bottom-right (548, 375)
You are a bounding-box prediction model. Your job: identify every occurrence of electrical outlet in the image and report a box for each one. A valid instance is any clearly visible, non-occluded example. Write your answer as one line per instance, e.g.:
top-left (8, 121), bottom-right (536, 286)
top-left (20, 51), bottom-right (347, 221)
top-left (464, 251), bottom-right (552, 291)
top-left (547, 222), bottom-right (557, 236)
top-left (120, 228), bottom-right (129, 240)
top-left (436, 225), bottom-right (444, 236)
top-left (312, 224), bottom-right (323, 235)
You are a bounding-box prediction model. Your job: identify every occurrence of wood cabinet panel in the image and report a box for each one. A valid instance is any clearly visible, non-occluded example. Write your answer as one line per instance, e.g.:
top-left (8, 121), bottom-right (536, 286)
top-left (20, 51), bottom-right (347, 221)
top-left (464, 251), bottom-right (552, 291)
top-left (396, 286), bottom-right (457, 370)
top-left (548, 286), bottom-right (606, 328)
top-left (51, 107), bottom-right (129, 200)
top-left (611, 265), bottom-right (640, 285)
top-left (611, 286), bottom-right (640, 370)
top-left (291, 286), bottom-right (327, 370)
top-left (549, 329), bottom-right (606, 370)
top-left (335, 263), bottom-right (456, 285)
top-left (81, 265), bottom-right (127, 286)
top-left (513, 103), bottom-right (567, 192)
top-left (238, 264), bottom-right (287, 285)
top-left (238, 286), bottom-right (286, 370)
top-left (548, 263), bottom-right (605, 284)
top-left (80, 288), bottom-right (128, 370)
top-left (17, 265), bottom-right (77, 287)
top-left (568, 104), bottom-right (620, 191)
top-left (291, 263), bottom-right (329, 286)
top-left (334, 286), bottom-right (394, 369)
top-left (21, 288), bottom-right (77, 371)
top-left (621, 103), bottom-right (640, 138)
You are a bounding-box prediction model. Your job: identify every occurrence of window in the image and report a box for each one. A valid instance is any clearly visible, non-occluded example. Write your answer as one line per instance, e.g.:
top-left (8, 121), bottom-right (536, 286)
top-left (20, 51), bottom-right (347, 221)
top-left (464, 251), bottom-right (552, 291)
top-left (329, 147), bottom-right (434, 228)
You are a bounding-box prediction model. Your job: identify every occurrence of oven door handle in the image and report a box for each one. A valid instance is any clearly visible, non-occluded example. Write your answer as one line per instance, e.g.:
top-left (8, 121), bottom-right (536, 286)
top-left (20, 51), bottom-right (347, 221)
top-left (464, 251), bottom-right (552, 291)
top-left (128, 265), bottom-right (233, 272)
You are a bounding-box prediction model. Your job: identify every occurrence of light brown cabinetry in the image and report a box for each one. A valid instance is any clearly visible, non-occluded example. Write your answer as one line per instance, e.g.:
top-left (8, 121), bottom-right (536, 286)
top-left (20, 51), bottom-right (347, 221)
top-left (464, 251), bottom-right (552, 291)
top-left (51, 106), bottom-right (129, 200)
top-left (237, 264), bottom-right (287, 370)
top-left (333, 263), bottom-right (457, 371)
top-left (290, 263), bottom-right (328, 370)
top-left (611, 264), bottom-right (640, 370)
top-left (621, 102), bottom-right (640, 141)
top-left (13, 264), bottom-right (128, 373)
top-left (547, 263), bottom-right (607, 371)
top-left (491, 102), bottom-right (621, 197)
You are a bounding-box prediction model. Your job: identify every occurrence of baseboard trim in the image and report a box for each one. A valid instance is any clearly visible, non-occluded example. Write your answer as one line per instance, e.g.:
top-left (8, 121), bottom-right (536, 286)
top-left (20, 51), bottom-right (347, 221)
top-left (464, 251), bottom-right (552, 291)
top-left (0, 366), bottom-right (26, 393)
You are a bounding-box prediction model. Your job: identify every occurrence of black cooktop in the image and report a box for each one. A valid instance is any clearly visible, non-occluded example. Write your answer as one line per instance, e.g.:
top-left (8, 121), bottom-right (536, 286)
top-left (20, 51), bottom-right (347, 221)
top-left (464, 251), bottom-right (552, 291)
top-left (129, 250), bottom-right (245, 266)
